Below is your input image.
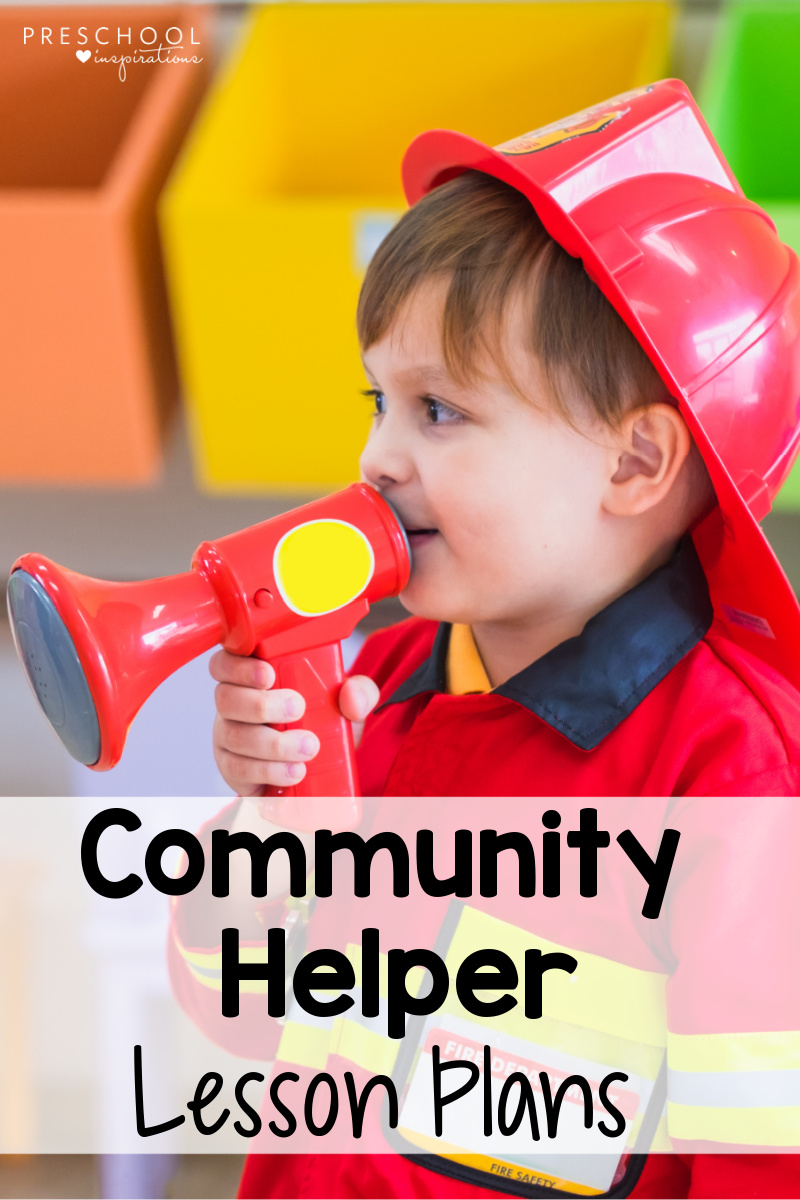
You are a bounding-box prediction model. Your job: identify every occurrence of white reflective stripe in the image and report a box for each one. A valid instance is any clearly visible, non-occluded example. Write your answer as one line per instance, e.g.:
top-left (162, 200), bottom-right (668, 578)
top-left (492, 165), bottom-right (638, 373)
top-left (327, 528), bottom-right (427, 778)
top-left (186, 962), bottom-right (221, 980)
top-left (284, 986), bottom-right (390, 1035)
top-left (668, 1068), bottom-right (800, 1108)
top-left (285, 995), bottom-right (337, 1032)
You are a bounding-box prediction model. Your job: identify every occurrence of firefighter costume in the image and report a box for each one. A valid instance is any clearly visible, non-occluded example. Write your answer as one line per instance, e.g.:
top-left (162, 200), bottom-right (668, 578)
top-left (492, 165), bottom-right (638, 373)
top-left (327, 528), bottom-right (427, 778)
top-left (170, 540), bottom-right (800, 1195)
top-left (170, 81), bottom-right (800, 1197)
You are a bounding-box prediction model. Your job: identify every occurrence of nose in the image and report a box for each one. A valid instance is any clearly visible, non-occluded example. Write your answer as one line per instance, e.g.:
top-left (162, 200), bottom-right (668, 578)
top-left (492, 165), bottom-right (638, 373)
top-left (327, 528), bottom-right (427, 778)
top-left (359, 407), bottom-right (415, 492)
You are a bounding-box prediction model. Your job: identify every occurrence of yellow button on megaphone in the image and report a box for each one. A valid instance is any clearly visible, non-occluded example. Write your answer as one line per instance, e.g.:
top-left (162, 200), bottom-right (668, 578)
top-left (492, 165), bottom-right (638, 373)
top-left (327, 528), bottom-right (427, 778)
top-left (274, 520), bottom-right (374, 616)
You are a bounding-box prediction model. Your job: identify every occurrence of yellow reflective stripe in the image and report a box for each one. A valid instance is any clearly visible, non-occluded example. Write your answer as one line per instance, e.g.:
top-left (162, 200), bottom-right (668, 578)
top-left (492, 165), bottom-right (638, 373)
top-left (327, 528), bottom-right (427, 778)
top-left (336, 1018), bottom-right (399, 1076)
top-left (177, 939), bottom-right (271, 992)
top-left (444, 908), bottom-right (667, 1048)
top-left (667, 1032), bottom-right (800, 1146)
top-left (347, 943), bottom-right (426, 999)
top-left (668, 1102), bottom-right (800, 1146)
top-left (178, 918), bottom-right (668, 1087)
top-left (178, 944), bottom-right (222, 970)
top-left (348, 943), bottom-right (389, 996)
top-left (668, 1030), bottom-right (800, 1073)
top-left (625, 1110), bottom-right (644, 1150)
top-left (277, 1021), bottom-right (332, 1070)
top-left (651, 1113), bottom-right (671, 1152)
top-left (624, 1107), bottom-right (669, 1153)
top-left (176, 937), bottom-right (222, 992)
top-left (178, 943), bottom-right (273, 970)
top-left (277, 1009), bottom-right (399, 1075)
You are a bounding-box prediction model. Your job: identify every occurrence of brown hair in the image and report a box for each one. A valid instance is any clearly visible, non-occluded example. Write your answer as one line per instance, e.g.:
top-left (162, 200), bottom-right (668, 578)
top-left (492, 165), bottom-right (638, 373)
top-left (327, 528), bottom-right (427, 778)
top-left (357, 170), bottom-right (669, 429)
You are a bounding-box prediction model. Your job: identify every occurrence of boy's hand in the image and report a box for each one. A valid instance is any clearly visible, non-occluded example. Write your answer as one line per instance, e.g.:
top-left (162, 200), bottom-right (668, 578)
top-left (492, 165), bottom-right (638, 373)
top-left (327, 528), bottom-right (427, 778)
top-left (210, 649), bottom-right (380, 796)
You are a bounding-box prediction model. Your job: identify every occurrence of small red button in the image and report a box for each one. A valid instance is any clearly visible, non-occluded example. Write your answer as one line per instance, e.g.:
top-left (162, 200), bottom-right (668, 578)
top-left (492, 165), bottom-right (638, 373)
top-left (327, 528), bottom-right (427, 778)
top-left (254, 589), bottom-right (273, 608)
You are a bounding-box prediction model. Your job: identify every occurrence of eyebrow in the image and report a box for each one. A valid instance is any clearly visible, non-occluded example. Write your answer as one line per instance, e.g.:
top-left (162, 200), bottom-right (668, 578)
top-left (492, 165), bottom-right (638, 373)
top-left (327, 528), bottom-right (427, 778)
top-left (361, 360), bottom-right (456, 390)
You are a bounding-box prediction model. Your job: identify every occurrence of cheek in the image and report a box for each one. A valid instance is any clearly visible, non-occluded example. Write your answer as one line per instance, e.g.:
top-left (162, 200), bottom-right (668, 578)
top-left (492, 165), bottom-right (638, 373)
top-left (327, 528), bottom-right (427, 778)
top-left (453, 436), bottom-right (599, 560)
top-left (420, 445), bottom-right (524, 550)
top-left (418, 421), bottom-right (603, 552)
top-left (430, 472), bottom-right (504, 547)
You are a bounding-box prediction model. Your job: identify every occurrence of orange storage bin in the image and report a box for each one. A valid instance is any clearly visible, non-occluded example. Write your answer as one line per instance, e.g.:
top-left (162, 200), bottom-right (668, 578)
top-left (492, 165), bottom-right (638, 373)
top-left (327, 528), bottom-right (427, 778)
top-left (0, 6), bottom-right (209, 485)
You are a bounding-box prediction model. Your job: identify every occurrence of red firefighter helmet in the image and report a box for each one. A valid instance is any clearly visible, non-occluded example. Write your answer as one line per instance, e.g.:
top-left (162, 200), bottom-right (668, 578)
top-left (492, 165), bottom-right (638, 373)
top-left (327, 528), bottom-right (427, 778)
top-left (402, 79), bottom-right (800, 690)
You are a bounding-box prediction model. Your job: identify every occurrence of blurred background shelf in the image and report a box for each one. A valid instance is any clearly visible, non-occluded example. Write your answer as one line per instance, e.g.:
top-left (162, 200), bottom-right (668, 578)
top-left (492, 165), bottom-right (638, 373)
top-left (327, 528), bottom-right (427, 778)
top-left (0, 1153), bottom-right (244, 1198)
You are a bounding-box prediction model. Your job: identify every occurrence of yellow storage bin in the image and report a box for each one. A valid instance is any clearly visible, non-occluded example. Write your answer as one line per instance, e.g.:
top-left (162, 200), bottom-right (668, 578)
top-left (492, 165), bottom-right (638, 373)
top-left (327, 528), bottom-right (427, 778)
top-left (162, 2), bottom-right (674, 492)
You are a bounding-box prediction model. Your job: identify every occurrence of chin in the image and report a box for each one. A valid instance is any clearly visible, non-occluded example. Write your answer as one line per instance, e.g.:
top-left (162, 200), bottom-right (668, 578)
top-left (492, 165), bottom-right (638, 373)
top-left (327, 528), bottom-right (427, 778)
top-left (397, 589), bottom-right (432, 620)
top-left (398, 582), bottom-right (474, 627)
top-left (398, 583), bottom-right (444, 623)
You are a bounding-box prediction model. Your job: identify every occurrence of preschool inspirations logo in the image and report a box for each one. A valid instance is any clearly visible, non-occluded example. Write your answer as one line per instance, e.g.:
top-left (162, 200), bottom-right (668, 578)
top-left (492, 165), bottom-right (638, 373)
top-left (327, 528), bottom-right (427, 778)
top-left (22, 21), bottom-right (203, 82)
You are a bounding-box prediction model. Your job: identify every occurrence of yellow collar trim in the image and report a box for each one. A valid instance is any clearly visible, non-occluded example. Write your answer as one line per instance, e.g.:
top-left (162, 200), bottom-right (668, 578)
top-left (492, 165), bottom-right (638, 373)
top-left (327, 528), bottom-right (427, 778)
top-left (446, 624), bottom-right (491, 695)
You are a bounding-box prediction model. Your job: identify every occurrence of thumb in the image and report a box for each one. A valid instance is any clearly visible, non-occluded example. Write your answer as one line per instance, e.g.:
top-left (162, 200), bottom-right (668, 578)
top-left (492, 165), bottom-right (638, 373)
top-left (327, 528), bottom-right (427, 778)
top-left (339, 675), bottom-right (380, 745)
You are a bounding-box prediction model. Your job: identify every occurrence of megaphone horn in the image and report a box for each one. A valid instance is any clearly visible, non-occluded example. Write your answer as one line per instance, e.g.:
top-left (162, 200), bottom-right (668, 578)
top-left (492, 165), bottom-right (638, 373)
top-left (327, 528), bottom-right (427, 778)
top-left (7, 558), bottom-right (224, 770)
top-left (6, 485), bottom-right (411, 831)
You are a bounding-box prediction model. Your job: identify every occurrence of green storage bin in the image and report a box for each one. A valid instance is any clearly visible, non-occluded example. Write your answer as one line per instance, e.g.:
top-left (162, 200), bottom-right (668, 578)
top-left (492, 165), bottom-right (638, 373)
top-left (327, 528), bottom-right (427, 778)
top-left (701, 0), bottom-right (800, 510)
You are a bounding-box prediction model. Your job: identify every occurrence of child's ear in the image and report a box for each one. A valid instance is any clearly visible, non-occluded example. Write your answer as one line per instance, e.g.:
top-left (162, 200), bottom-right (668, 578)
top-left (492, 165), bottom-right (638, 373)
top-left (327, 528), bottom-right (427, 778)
top-left (603, 403), bottom-right (692, 516)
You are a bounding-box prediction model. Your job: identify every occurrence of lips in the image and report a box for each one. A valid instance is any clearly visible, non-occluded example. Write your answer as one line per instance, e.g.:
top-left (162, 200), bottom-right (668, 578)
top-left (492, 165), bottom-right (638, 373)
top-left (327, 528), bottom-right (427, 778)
top-left (405, 527), bottom-right (438, 546)
top-left (387, 501), bottom-right (439, 543)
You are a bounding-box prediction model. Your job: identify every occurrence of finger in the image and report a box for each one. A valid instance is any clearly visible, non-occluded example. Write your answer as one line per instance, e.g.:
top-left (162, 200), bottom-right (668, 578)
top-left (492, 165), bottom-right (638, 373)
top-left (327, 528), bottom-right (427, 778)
top-left (209, 650), bottom-right (276, 690)
top-left (339, 675), bottom-right (380, 723)
top-left (214, 683), bottom-right (306, 725)
top-left (216, 719), bottom-right (319, 765)
top-left (215, 747), bottom-right (308, 792)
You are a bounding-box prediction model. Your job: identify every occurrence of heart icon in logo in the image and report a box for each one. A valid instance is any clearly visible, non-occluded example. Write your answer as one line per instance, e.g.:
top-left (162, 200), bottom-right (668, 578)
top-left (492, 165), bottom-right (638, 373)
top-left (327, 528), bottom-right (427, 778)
top-left (76, 49), bottom-right (91, 63)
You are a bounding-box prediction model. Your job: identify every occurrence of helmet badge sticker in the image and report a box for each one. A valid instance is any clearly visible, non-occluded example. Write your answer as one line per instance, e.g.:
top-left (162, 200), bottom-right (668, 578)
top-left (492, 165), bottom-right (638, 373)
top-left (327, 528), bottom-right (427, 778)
top-left (497, 108), bottom-right (628, 157)
top-left (496, 85), bottom-right (656, 158)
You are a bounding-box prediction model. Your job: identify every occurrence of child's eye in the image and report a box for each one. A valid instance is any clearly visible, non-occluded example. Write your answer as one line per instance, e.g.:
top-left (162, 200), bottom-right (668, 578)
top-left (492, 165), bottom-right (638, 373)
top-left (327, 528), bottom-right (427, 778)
top-left (423, 396), bottom-right (463, 425)
top-left (361, 388), bottom-right (386, 417)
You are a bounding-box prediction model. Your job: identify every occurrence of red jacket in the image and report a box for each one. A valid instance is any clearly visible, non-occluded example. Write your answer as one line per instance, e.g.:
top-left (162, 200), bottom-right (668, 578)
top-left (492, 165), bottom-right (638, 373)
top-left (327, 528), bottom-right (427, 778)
top-left (170, 542), bottom-right (800, 1198)
top-left (354, 542), bottom-right (800, 800)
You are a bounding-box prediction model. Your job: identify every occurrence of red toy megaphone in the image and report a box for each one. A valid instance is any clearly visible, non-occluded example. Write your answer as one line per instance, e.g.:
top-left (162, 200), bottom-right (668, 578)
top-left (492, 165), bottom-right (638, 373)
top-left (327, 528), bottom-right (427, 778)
top-left (6, 485), bottom-right (410, 831)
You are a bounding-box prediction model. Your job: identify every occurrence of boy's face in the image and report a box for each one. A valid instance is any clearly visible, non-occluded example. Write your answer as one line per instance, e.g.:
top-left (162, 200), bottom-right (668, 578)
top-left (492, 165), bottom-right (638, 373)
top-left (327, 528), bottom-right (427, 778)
top-left (359, 282), bottom-right (619, 629)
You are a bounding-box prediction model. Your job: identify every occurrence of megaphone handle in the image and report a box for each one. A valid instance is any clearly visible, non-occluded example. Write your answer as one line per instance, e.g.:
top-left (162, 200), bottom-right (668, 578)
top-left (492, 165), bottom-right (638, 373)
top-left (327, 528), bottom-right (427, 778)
top-left (254, 640), bottom-right (362, 833)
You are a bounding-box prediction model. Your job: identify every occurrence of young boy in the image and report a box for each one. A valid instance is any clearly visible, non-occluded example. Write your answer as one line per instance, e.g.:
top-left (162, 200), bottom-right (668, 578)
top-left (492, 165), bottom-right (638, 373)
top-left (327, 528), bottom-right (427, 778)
top-left (172, 81), bottom-right (800, 1197)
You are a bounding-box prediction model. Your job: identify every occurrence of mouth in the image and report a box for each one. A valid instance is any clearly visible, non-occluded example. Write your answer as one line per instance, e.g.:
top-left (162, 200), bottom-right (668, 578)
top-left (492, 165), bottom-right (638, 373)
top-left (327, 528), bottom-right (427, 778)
top-left (404, 527), bottom-right (439, 546)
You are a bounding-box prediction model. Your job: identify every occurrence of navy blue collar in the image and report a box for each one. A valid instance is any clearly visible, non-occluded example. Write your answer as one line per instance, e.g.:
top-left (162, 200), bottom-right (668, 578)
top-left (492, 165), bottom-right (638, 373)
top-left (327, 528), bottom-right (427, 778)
top-left (378, 537), bottom-right (713, 751)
